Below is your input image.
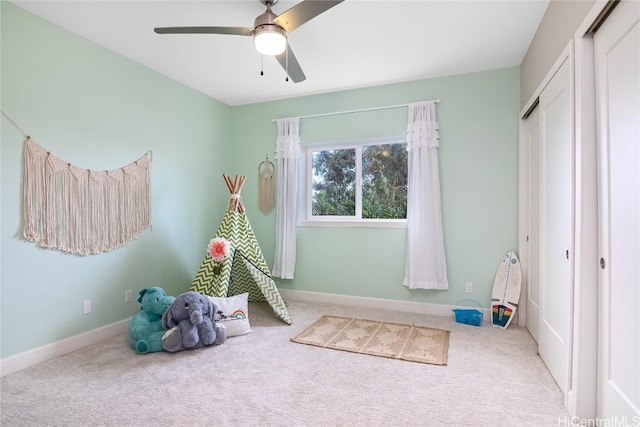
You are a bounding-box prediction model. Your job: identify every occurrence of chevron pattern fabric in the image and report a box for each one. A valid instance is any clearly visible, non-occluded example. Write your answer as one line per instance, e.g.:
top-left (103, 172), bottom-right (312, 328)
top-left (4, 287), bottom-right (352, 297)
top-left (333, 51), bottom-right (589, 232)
top-left (190, 254), bottom-right (230, 297)
top-left (189, 188), bottom-right (291, 324)
top-left (230, 251), bottom-right (266, 302)
top-left (189, 210), bottom-right (239, 296)
top-left (238, 252), bottom-right (292, 325)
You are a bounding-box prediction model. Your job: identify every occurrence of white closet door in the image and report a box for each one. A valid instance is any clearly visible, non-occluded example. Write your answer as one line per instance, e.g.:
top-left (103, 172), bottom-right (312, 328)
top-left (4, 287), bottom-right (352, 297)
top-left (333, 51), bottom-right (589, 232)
top-left (526, 106), bottom-right (541, 343)
top-left (538, 57), bottom-right (573, 396)
top-left (595, 0), bottom-right (640, 418)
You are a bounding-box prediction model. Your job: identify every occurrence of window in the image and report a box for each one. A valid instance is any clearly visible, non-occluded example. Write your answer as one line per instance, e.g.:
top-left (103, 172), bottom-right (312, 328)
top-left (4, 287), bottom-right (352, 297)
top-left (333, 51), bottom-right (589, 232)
top-left (303, 136), bottom-right (408, 226)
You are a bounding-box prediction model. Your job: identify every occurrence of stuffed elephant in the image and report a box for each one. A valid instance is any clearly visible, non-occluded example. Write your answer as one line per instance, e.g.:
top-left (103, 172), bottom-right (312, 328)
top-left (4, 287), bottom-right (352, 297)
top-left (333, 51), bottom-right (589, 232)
top-left (128, 287), bottom-right (176, 354)
top-left (161, 291), bottom-right (227, 352)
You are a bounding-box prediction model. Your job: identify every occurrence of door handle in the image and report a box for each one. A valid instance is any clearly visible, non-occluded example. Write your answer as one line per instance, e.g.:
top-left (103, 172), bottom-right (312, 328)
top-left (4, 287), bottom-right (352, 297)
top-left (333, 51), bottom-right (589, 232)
top-left (600, 258), bottom-right (605, 269)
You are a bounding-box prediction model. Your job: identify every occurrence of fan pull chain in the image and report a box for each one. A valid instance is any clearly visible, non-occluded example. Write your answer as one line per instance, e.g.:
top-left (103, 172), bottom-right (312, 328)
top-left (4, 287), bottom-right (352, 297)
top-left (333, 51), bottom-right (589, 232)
top-left (285, 43), bottom-right (289, 82)
top-left (260, 54), bottom-right (264, 76)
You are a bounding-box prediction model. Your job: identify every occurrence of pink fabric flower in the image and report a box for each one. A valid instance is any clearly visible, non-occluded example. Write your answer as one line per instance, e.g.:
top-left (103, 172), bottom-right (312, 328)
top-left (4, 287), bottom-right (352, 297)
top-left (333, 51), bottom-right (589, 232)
top-left (208, 237), bottom-right (230, 262)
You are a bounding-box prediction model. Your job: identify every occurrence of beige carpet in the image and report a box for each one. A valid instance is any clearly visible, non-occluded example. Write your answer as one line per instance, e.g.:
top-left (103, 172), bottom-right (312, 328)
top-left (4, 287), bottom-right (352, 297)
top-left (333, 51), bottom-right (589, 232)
top-left (1, 300), bottom-right (569, 426)
top-left (291, 315), bottom-right (450, 365)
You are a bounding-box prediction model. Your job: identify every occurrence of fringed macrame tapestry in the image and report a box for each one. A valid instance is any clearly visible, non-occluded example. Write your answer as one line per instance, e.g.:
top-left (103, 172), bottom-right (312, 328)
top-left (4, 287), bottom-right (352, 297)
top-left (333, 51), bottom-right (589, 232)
top-left (22, 137), bottom-right (152, 255)
top-left (258, 156), bottom-right (275, 215)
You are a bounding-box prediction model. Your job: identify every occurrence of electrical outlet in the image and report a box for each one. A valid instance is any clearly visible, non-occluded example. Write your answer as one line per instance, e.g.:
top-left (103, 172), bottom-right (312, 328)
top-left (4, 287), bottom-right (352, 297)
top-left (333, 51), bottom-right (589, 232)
top-left (125, 290), bottom-right (133, 303)
top-left (465, 282), bottom-right (473, 294)
top-left (82, 299), bottom-right (92, 315)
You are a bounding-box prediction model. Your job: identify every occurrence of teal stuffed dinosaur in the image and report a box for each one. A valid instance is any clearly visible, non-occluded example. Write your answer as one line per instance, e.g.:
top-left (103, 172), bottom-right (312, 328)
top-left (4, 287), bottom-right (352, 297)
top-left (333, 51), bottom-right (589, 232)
top-left (128, 287), bottom-right (176, 354)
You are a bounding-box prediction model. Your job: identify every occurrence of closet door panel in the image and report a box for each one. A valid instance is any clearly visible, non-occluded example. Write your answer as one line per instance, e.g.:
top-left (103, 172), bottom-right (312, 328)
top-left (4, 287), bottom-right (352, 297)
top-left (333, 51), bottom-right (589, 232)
top-left (538, 57), bottom-right (573, 395)
top-left (526, 107), bottom-right (541, 342)
top-left (595, 0), bottom-right (640, 417)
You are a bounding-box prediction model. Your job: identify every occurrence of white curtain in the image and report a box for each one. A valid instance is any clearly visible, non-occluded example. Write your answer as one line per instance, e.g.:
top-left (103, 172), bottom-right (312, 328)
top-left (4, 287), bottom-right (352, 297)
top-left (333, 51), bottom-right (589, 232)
top-left (273, 118), bottom-right (300, 279)
top-left (403, 101), bottom-right (448, 290)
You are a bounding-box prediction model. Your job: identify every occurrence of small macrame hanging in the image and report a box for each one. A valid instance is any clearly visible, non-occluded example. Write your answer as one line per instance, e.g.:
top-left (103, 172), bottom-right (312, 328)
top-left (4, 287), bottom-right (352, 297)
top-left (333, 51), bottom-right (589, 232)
top-left (258, 156), bottom-right (275, 215)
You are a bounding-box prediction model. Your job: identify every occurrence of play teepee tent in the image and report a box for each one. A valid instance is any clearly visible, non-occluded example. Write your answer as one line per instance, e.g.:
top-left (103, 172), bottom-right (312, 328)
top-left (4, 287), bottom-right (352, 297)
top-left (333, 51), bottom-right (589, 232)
top-left (190, 175), bottom-right (291, 325)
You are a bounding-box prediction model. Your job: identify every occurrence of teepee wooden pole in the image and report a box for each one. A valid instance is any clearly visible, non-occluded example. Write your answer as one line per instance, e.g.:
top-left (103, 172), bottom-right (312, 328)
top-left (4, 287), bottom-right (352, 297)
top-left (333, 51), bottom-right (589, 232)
top-left (223, 174), bottom-right (248, 213)
top-left (237, 175), bottom-right (246, 213)
top-left (224, 175), bottom-right (235, 211)
top-left (223, 174), bottom-right (233, 194)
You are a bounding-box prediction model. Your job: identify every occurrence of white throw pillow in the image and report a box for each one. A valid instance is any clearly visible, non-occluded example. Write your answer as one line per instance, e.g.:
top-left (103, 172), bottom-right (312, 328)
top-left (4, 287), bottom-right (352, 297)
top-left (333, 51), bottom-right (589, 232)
top-left (208, 293), bottom-right (252, 337)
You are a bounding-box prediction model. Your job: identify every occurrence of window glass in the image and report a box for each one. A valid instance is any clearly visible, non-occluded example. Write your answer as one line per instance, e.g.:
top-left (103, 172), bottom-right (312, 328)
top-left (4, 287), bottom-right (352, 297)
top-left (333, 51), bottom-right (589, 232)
top-left (362, 143), bottom-right (407, 219)
top-left (311, 148), bottom-right (356, 216)
top-left (307, 138), bottom-right (407, 221)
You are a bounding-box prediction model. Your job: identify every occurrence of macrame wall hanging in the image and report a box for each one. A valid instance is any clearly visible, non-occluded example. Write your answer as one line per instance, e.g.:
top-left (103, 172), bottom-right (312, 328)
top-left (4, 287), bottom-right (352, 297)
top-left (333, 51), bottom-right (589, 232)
top-left (22, 137), bottom-right (152, 255)
top-left (258, 155), bottom-right (275, 215)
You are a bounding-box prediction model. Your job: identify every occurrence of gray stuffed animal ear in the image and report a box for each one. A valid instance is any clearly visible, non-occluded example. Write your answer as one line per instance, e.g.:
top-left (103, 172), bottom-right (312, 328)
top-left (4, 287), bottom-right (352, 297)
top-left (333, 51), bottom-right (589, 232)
top-left (206, 298), bottom-right (216, 321)
top-left (162, 309), bottom-right (175, 330)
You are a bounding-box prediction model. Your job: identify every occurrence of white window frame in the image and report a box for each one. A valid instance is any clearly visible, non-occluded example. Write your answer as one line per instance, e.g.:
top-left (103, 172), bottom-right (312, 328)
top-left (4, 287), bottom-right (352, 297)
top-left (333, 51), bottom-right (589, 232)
top-left (297, 135), bottom-right (407, 229)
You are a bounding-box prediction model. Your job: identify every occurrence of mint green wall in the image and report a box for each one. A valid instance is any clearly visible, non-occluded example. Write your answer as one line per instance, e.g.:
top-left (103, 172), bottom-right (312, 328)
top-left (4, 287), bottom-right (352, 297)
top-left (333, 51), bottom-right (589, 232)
top-left (231, 67), bottom-right (520, 307)
top-left (0, 3), bottom-right (232, 359)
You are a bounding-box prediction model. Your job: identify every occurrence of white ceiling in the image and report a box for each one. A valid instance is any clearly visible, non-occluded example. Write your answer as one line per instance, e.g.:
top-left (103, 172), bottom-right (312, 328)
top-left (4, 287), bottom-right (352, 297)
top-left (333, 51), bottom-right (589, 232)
top-left (11, 0), bottom-right (549, 106)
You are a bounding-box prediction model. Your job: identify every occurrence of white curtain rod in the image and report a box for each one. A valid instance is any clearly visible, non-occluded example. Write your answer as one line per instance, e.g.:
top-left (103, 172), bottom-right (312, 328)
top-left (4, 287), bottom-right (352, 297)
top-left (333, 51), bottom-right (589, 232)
top-left (271, 99), bottom-right (440, 123)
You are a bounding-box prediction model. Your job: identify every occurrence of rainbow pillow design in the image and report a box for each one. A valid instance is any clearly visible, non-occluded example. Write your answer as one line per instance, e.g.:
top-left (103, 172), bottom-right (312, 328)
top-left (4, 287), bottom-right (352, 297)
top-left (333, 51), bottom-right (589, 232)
top-left (231, 309), bottom-right (246, 319)
top-left (208, 293), bottom-right (252, 337)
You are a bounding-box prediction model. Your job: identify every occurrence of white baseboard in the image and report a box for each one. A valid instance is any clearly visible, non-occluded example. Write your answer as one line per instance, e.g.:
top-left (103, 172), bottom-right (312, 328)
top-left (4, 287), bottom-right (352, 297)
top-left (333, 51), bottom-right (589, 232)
top-left (0, 319), bottom-right (129, 377)
top-left (279, 289), bottom-right (490, 321)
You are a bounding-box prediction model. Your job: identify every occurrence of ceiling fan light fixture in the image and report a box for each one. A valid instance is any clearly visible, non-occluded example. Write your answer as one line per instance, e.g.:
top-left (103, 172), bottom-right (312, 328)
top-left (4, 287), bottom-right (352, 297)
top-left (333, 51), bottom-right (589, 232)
top-left (253, 25), bottom-right (286, 56)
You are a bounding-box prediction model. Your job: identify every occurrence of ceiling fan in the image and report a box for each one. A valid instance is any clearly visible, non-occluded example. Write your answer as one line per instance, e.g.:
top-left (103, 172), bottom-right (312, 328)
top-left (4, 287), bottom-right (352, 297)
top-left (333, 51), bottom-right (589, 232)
top-left (154, 0), bottom-right (344, 83)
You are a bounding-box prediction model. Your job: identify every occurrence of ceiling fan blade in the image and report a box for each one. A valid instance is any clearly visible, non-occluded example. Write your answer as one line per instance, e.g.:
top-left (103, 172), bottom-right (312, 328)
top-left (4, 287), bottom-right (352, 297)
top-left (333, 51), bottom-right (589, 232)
top-left (275, 45), bottom-right (306, 83)
top-left (154, 26), bottom-right (253, 36)
top-left (273, 0), bottom-right (344, 33)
